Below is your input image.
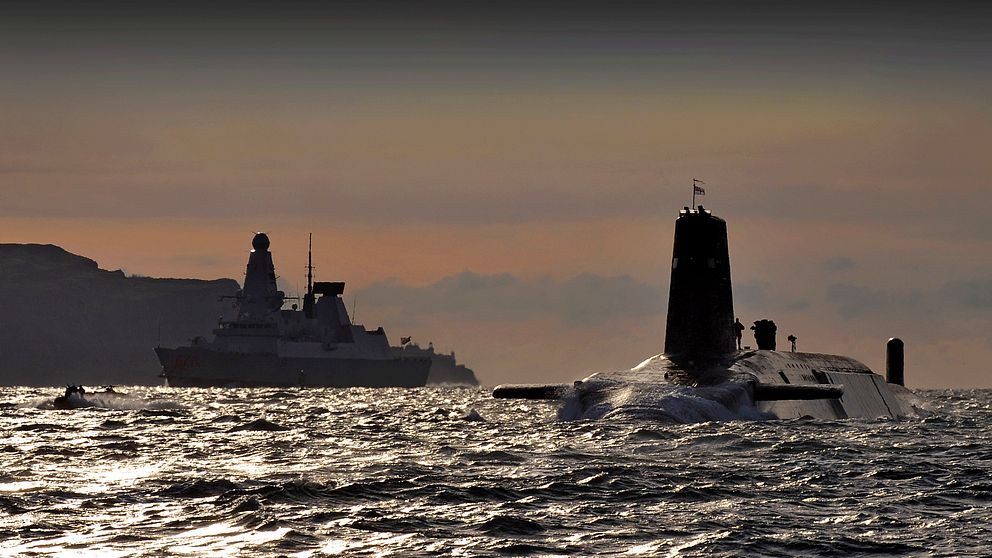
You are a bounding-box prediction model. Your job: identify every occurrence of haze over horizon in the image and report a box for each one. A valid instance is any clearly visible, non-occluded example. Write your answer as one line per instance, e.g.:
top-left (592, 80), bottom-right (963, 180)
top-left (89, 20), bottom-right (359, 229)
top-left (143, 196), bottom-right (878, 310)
top-left (2, 2), bottom-right (990, 388)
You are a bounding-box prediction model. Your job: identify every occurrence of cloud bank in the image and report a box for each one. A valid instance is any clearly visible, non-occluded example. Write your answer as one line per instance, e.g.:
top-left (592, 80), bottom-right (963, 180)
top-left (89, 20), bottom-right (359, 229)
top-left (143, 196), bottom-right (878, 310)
top-left (358, 271), bottom-right (665, 325)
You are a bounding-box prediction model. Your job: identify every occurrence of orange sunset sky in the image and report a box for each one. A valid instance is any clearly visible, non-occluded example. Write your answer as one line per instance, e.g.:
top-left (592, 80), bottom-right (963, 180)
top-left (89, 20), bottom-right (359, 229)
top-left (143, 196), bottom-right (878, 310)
top-left (2, 2), bottom-right (991, 387)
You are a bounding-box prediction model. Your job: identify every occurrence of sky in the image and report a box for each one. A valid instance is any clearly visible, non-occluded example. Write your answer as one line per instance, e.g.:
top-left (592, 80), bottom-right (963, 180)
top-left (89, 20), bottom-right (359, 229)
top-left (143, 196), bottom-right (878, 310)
top-left (2, 1), bottom-right (991, 387)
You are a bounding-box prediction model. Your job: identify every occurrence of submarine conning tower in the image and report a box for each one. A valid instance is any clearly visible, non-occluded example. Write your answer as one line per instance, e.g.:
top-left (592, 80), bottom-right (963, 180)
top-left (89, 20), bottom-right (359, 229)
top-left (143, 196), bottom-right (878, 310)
top-left (663, 206), bottom-right (736, 359)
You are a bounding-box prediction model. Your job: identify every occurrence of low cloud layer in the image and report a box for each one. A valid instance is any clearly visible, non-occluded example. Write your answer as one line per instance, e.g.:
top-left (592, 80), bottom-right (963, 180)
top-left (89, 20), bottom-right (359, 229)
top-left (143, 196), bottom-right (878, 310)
top-left (357, 270), bottom-right (992, 347)
top-left (358, 271), bottom-right (665, 325)
top-left (826, 278), bottom-right (992, 320)
top-left (351, 270), bottom-right (992, 387)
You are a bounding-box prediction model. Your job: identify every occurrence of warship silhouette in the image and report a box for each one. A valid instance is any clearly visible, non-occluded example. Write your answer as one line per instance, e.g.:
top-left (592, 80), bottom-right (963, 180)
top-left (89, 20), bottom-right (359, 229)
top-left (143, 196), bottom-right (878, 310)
top-left (494, 205), bottom-right (925, 420)
top-left (155, 233), bottom-right (431, 387)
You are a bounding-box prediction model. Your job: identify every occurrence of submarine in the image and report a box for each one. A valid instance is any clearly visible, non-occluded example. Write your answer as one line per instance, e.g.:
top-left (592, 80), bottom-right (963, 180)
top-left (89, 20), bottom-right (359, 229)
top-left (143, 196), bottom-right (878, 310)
top-left (494, 205), bottom-right (926, 420)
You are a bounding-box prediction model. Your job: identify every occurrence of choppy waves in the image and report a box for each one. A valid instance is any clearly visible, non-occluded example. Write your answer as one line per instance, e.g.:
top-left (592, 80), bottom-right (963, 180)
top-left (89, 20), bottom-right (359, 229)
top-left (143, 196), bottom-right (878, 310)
top-left (28, 391), bottom-right (184, 412)
top-left (1, 386), bottom-right (991, 556)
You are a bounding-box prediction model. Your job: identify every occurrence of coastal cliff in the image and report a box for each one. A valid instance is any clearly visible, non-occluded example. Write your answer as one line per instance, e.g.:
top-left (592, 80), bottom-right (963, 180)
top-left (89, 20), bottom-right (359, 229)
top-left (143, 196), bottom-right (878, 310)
top-left (392, 343), bottom-right (480, 386)
top-left (0, 244), bottom-right (238, 386)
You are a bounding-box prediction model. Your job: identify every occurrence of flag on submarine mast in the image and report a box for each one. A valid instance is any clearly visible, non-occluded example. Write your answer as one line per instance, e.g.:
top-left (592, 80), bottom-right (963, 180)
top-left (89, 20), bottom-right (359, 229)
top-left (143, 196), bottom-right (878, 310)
top-left (692, 178), bottom-right (705, 207)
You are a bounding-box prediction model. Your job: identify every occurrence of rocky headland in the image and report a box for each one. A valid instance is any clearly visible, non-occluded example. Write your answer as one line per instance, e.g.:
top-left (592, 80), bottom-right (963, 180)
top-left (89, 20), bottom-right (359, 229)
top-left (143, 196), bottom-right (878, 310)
top-left (0, 244), bottom-right (237, 386)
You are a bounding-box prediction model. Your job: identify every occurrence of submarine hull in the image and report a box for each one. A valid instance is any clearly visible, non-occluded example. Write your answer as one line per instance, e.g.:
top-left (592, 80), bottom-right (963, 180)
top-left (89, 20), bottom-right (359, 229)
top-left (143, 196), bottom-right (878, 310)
top-left (731, 350), bottom-right (921, 419)
top-left (565, 351), bottom-right (925, 421)
top-left (156, 347), bottom-right (431, 388)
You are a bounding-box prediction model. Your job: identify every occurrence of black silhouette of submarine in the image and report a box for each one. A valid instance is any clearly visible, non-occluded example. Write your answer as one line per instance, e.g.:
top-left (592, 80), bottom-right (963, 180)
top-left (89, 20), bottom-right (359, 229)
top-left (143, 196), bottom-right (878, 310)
top-left (494, 205), bottom-right (925, 420)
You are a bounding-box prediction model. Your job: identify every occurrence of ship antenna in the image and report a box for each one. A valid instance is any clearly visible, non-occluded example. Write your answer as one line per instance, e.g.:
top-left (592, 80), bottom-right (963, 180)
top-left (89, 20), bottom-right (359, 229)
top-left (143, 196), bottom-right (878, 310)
top-left (302, 233), bottom-right (316, 318)
top-left (307, 233), bottom-right (313, 297)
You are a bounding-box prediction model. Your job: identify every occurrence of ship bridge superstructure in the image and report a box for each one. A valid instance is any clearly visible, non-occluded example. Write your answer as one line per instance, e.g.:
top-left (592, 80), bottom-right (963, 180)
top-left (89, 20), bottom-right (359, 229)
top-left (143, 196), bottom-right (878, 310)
top-left (210, 233), bottom-right (393, 358)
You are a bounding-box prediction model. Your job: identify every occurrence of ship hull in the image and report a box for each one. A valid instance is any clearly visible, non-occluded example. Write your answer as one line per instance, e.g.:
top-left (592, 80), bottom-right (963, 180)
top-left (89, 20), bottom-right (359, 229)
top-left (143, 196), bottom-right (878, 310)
top-left (565, 351), bottom-right (927, 421)
top-left (155, 347), bottom-right (431, 388)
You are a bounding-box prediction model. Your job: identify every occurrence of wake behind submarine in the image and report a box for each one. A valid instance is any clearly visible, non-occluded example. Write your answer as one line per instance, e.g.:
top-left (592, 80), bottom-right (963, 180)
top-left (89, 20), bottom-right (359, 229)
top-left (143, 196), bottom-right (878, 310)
top-left (494, 205), bottom-right (926, 420)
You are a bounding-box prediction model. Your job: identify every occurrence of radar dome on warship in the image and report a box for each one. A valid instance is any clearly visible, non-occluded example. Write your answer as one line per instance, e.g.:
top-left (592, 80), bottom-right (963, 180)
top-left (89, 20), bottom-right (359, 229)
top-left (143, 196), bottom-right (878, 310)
top-left (494, 205), bottom-right (925, 420)
top-left (155, 233), bottom-right (431, 387)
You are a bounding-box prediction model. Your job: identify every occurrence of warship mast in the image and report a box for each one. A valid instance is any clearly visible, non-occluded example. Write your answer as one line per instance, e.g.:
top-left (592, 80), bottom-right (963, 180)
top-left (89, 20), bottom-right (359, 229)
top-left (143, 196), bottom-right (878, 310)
top-left (302, 233), bottom-right (315, 318)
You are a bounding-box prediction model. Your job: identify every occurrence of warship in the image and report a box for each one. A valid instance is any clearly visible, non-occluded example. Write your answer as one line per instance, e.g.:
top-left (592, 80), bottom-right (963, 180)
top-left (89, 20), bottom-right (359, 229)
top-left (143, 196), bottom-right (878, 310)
top-left (155, 233), bottom-right (431, 388)
top-left (494, 205), bottom-right (926, 420)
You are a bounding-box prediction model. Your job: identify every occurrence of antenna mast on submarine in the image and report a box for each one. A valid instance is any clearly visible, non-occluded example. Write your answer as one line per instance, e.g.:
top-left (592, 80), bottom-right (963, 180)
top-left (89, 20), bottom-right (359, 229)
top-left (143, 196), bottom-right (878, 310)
top-left (302, 233), bottom-right (316, 318)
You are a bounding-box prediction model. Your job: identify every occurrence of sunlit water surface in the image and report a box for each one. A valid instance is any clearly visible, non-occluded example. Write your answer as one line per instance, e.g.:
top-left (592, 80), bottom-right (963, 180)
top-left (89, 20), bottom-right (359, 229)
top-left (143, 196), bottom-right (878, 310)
top-left (1, 386), bottom-right (990, 557)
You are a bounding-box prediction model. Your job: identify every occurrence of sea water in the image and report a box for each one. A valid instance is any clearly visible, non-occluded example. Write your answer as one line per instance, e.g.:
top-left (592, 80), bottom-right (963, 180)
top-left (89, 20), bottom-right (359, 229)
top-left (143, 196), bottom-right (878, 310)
top-left (1, 386), bottom-right (990, 556)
